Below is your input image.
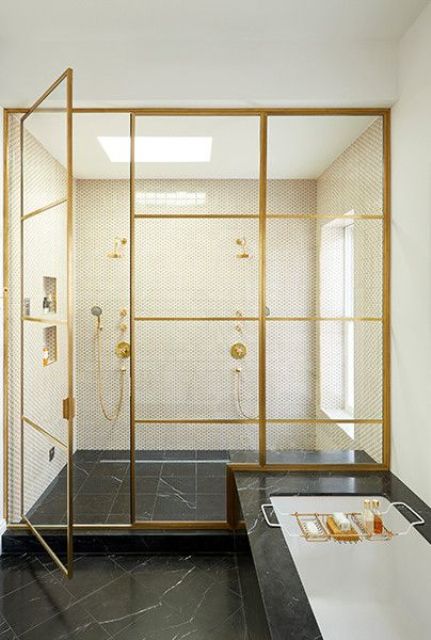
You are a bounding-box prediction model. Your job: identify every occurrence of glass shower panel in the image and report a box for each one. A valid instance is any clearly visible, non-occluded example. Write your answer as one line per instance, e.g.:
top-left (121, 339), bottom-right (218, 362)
top-left (22, 86), bottom-right (68, 215)
top-left (134, 116), bottom-right (259, 216)
top-left (318, 218), bottom-right (383, 319)
top-left (134, 320), bottom-right (258, 421)
top-left (266, 320), bottom-right (382, 421)
top-left (266, 218), bottom-right (317, 318)
top-left (23, 426), bottom-right (68, 526)
top-left (134, 423), bottom-right (259, 522)
top-left (266, 115), bottom-right (384, 464)
top-left (266, 218), bottom-right (383, 319)
top-left (132, 115), bottom-right (260, 521)
top-left (266, 320), bottom-right (317, 420)
top-left (318, 320), bottom-right (383, 421)
top-left (135, 218), bottom-right (259, 318)
top-left (73, 112), bottom-right (131, 527)
top-left (267, 115), bottom-right (384, 216)
top-left (266, 423), bottom-right (382, 465)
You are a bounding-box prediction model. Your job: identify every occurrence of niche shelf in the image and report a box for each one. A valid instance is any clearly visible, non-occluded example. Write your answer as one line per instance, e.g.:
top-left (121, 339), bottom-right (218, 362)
top-left (43, 276), bottom-right (57, 314)
top-left (43, 325), bottom-right (57, 366)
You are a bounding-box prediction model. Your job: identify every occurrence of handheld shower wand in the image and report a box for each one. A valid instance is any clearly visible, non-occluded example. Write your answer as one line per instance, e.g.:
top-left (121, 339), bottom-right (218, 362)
top-left (91, 305), bottom-right (126, 422)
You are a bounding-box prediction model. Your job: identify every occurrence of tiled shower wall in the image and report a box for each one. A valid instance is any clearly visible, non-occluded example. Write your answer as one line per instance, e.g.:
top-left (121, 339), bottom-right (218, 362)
top-left (74, 178), bottom-right (318, 451)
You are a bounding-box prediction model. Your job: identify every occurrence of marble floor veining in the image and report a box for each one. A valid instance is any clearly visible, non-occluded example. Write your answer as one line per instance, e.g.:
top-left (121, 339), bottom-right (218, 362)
top-left (26, 448), bottom-right (372, 526)
top-left (0, 553), bottom-right (249, 640)
top-left (27, 450), bottom-right (231, 525)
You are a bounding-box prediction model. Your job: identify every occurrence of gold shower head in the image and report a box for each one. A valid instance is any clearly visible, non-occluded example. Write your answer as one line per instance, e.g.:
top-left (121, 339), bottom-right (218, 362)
top-left (107, 237), bottom-right (127, 259)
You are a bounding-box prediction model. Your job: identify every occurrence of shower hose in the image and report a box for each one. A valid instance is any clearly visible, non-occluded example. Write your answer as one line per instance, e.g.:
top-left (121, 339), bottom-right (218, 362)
top-left (95, 323), bottom-right (126, 422)
top-left (234, 367), bottom-right (258, 420)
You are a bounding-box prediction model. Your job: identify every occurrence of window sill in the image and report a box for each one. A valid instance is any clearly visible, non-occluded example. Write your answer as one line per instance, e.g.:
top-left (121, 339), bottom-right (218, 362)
top-left (320, 407), bottom-right (355, 439)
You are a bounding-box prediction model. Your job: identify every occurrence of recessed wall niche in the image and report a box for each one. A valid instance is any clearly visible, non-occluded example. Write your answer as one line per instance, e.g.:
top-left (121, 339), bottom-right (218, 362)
top-left (42, 276), bottom-right (57, 314)
top-left (42, 325), bottom-right (57, 366)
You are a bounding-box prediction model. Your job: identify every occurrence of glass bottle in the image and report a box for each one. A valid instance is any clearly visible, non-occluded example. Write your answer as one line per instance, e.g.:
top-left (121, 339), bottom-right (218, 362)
top-left (372, 499), bottom-right (383, 535)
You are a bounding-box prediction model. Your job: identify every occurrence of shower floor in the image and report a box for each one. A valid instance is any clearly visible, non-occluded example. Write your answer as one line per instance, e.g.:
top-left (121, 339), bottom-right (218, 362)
top-left (26, 449), bottom-right (373, 525)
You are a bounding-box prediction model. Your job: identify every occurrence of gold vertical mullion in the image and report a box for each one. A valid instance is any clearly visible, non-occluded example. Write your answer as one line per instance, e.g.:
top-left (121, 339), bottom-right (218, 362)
top-left (382, 111), bottom-right (391, 468)
top-left (66, 68), bottom-right (74, 577)
top-left (19, 116), bottom-right (24, 522)
top-left (129, 113), bottom-right (136, 523)
top-left (259, 114), bottom-right (268, 466)
top-left (3, 110), bottom-right (10, 522)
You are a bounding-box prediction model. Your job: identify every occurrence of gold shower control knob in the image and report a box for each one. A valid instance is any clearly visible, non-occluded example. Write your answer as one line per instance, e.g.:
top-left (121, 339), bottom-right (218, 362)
top-left (230, 342), bottom-right (247, 359)
top-left (115, 341), bottom-right (131, 359)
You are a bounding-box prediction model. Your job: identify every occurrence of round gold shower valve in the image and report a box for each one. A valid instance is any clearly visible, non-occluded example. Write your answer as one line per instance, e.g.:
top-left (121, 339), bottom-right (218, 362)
top-left (230, 342), bottom-right (247, 359)
top-left (115, 341), bottom-right (131, 359)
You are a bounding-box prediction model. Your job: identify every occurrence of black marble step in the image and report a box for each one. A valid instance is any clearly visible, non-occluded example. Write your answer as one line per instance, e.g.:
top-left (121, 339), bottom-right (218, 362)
top-left (2, 528), bottom-right (249, 555)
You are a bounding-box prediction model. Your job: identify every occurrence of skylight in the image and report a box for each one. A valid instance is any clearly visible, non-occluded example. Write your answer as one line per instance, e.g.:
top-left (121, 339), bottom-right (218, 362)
top-left (98, 136), bottom-right (212, 163)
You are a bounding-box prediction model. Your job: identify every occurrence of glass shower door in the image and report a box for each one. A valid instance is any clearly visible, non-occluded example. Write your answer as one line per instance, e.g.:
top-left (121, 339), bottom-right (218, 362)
top-left (20, 69), bottom-right (75, 576)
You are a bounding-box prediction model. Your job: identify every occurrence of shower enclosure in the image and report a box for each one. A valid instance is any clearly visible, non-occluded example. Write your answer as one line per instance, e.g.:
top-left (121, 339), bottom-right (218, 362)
top-left (3, 69), bottom-right (390, 574)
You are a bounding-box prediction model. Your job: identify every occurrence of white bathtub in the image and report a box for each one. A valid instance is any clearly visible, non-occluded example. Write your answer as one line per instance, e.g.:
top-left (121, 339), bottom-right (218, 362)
top-left (269, 495), bottom-right (430, 640)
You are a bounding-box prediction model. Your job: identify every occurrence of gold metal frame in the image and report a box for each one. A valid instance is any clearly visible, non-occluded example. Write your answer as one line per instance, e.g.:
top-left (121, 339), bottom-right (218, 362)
top-left (3, 105), bottom-right (390, 536)
top-left (16, 69), bottom-right (74, 576)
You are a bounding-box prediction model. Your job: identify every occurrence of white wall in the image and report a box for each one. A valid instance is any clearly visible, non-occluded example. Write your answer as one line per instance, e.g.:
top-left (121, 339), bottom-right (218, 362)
top-left (0, 39), bottom-right (398, 108)
top-left (0, 108), bottom-right (5, 544)
top-left (391, 2), bottom-right (431, 505)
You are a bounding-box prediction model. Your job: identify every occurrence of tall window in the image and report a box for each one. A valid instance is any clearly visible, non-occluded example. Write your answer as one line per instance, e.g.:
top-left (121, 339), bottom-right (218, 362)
top-left (343, 223), bottom-right (355, 433)
top-left (319, 214), bottom-right (355, 437)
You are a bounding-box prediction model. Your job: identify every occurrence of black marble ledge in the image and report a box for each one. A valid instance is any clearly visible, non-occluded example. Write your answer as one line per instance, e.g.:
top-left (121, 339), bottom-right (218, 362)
top-left (2, 529), bottom-right (250, 556)
top-left (234, 470), bottom-right (431, 640)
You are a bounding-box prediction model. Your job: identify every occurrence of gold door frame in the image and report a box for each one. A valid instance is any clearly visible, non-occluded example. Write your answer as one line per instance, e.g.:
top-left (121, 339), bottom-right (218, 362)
top-left (3, 106), bottom-right (390, 533)
top-left (13, 69), bottom-right (75, 573)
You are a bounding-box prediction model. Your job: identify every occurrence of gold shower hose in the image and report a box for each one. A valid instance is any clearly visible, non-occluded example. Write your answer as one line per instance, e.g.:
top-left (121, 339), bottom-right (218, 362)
top-left (95, 321), bottom-right (126, 422)
top-left (234, 367), bottom-right (258, 420)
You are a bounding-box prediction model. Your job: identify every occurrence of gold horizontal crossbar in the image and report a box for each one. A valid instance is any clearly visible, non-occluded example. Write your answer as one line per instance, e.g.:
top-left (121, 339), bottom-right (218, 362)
top-left (22, 416), bottom-right (67, 450)
top-left (135, 214), bottom-right (259, 219)
top-left (134, 316), bottom-right (258, 322)
top-left (135, 419), bottom-right (258, 424)
top-left (22, 316), bottom-right (67, 325)
top-left (267, 419), bottom-right (383, 424)
top-left (21, 197), bottom-right (67, 221)
top-left (134, 213), bottom-right (383, 220)
top-left (267, 317), bottom-right (383, 322)
top-left (135, 419), bottom-right (382, 425)
top-left (7, 107), bottom-right (390, 116)
top-left (267, 213), bottom-right (383, 220)
top-left (134, 316), bottom-right (382, 322)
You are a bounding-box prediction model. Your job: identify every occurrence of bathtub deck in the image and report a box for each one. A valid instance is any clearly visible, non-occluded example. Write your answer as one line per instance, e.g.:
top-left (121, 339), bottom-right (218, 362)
top-left (234, 471), bottom-right (431, 640)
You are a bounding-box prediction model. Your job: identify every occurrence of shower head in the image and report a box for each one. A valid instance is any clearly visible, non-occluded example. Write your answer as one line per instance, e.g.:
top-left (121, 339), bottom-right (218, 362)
top-left (91, 306), bottom-right (103, 318)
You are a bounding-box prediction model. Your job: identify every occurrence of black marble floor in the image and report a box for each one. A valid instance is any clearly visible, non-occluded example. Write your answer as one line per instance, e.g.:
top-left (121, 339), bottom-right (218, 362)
top-left (27, 448), bottom-right (372, 526)
top-left (28, 450), bottom-right (230, 525)
top-left (0, 553), bottom-right (248, 639)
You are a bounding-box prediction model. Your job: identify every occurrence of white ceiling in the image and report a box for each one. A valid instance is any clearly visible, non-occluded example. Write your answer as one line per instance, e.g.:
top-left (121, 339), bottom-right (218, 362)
top-left (0, 0), bottom-right (426, 44)
top-left (0, 1), bottom-right (428, 107)
top-left (24, 113), bottom-right (376, 179)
